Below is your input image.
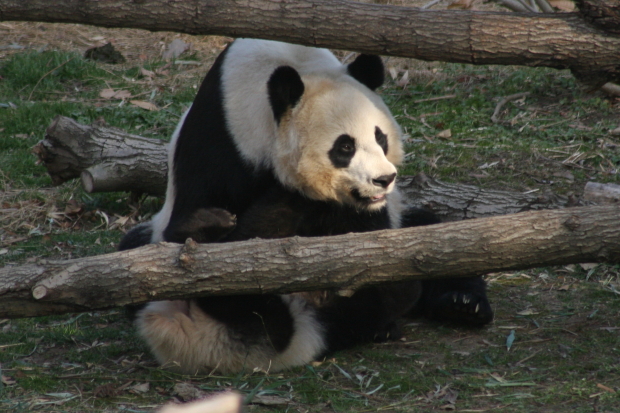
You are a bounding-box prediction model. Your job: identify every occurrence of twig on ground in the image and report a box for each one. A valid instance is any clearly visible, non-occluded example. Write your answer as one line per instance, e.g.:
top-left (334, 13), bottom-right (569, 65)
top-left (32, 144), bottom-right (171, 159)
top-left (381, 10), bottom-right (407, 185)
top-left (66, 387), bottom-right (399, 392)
top-left (27, 56), bottom-right (76, 101)
top-left (412, 94), bottom-right (457, 104)
top-left (491, 92), bottom-right (530, 124)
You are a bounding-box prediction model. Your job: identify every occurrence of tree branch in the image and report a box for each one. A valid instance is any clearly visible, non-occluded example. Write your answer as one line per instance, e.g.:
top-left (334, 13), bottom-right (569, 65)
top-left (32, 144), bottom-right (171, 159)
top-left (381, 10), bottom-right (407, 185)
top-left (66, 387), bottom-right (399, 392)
top-left (1, 205), bottom-right (619, 319)
top-left (1, 0), bottom-right (619, 86)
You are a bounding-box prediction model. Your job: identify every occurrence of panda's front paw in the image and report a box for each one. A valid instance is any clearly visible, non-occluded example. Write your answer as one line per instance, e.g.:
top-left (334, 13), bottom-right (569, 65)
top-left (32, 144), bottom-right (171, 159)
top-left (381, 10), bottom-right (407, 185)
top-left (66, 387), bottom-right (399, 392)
top-left (176, 208), bottom-right (237, 243)
top-left (432, 291), bottom-right (493, 326)
top-left (197, 208), bottom-right (237, 229)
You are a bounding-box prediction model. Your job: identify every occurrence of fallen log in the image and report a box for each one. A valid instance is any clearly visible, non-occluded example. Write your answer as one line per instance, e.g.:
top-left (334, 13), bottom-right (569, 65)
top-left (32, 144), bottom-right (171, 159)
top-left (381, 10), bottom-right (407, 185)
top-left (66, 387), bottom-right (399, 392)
top-left (33, 116), bottom-right (168, 196)
top-left (35, 116), bottom-right (579, 221)
top-left (1, 205), bottom-right (618, 319)
top-left (1, 0), bottom-right (620, 86)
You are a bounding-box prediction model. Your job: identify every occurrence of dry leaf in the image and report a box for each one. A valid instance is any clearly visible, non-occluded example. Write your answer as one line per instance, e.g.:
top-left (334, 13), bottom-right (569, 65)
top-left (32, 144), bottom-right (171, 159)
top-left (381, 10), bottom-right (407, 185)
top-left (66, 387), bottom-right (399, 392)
top-left (516, 309), bottom-right (539, 316)
top-left (436, 129), bottom-right (452, 139)
top-left (130, 100), bottom-right (159, 111)
top-left (251, 394), bottom-right (291, 406)
top-left (479, 161), bottom-right (499, 169)
top-left (596, 383), bottom-right (615, 393)
top-left (548, 0), bottom-right (575, 11)
top-left (140, 67), bottom-right (156, 78)
top-left (397, 70), bottom-right (410, 88)
top-left (100, 89), bottom-right (132, 100)
top-left (163, 38), bottom-right (189, 60)
top-left (552, 171), bottom-right (574, 181)
top-left (173, 382), bottom-right (207, 402)
top-left (447, 0), bottom-right (473, 9)
top-left (388, 67), bottom-right (398, 81)
top-left (1, 375), bottom-right (16, 385)
top-left (130, 382), bottom-right (150, 393)
top-left (64, 200), bottom-right (83, 215)
top-left (93, 383), bottom-right (119, 398)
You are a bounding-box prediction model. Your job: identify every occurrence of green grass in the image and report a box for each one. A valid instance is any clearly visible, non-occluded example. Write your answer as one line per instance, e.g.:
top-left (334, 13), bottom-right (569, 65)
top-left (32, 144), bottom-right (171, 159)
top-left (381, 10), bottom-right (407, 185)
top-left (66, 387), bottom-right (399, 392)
top-left (384, 65), bottom-right (618, 192)
top-left (1, 46), bottom-right (620, 412)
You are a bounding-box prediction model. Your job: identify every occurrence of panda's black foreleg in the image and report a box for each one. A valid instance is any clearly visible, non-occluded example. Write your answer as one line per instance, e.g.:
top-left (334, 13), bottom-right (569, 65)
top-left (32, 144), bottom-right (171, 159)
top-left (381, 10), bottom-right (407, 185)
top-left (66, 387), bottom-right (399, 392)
top-left (401, 207), bottom-right (493, 326)
top-left (166, 207), bottom-right (237, 243)
top-left (318, 280), bottom-right (422, 353)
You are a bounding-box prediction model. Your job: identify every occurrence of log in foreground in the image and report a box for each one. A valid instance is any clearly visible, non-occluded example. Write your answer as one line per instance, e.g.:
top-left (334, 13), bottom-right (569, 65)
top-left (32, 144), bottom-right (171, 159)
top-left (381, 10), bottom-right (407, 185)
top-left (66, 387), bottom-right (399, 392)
top-left (1, 205), bottom-right (618, 319)
top-left (1, 0), bottom-right (620, 85)
top-left (36, 116), bottom-right (577, 221)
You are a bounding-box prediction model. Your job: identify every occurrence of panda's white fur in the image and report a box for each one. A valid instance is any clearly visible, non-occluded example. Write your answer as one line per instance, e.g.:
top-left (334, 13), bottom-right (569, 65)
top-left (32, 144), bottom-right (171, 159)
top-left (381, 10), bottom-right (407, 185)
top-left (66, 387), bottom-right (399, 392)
top-left (150, 108), bottom-right (189, 243)
top-left (130, 39), bottom-right (417, 375)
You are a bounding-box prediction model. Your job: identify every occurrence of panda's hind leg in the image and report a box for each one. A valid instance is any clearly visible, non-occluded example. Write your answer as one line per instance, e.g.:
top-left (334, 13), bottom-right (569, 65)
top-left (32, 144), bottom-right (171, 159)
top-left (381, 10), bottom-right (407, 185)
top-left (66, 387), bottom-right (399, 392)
top-left (410, 277), bottom-right (493, 326)
top-left (318, 280), bottom-right (422, 353)
top-left (400, 207), bottom-right (493, 326)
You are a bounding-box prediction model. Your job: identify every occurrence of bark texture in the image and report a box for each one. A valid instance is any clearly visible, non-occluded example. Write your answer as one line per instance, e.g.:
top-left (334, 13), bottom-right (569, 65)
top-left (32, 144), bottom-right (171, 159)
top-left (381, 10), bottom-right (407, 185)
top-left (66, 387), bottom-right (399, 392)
top-left (576, 0), bottom-right (620, 34)
top-left (398, 174), bottom-right (578, 221)
top-left (35, 117), bottom-right (581, 221)
top-left (1, 205), bottom-right (619, 319)
top-left (1, 0), bottom-right (620, 86)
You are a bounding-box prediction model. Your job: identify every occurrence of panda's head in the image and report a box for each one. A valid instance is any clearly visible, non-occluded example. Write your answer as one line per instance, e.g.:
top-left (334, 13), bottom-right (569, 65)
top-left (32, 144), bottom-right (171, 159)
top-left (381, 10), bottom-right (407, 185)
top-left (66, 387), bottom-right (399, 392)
top-left (267, 55), bottom-right (403, 211)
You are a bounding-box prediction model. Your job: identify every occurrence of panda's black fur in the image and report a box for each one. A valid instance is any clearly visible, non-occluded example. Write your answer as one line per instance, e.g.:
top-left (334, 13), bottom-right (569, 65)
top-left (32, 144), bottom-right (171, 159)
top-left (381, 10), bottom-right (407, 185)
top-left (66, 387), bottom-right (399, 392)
top-left (119, 39), bottom-right (492, 374)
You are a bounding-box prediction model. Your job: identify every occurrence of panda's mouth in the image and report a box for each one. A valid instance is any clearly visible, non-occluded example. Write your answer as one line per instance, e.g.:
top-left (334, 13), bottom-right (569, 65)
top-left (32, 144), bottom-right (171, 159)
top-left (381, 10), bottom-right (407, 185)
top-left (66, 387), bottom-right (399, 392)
top-left (351, 189), bottom-right (387, 206)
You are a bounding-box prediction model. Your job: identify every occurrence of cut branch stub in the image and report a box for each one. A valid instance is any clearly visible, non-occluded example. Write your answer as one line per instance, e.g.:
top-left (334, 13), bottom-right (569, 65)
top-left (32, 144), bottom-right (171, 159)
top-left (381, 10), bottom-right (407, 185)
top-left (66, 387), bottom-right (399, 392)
top-left (34, 116), bottom-right (168, 194)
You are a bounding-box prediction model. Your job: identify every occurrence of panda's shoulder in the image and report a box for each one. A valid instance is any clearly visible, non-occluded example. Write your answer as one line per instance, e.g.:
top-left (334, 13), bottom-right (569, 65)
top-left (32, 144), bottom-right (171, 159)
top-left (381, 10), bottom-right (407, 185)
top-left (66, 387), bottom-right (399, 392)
top-left (222, 39), bottom-right (342, 82)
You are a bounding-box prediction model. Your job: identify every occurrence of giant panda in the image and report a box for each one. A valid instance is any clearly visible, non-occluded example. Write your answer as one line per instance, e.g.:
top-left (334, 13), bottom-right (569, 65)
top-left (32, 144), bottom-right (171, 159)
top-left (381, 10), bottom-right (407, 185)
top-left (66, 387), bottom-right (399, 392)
top-left (119, 39), bottom-right (493, 374)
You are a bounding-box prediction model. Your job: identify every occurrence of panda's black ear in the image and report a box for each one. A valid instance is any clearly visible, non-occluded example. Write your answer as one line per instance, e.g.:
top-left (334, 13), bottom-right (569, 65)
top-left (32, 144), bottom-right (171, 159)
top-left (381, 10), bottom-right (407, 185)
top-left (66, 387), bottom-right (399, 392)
top-left (347, 54), bottom-right (384, 91)
top-left (267, 66), bottom-right (305, 123)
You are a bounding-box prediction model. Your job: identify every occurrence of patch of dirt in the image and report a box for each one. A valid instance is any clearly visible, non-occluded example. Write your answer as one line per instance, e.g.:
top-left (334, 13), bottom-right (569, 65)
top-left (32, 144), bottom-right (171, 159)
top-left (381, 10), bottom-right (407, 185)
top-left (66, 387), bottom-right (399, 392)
top-left (1, 22), bottom-right (227, 66)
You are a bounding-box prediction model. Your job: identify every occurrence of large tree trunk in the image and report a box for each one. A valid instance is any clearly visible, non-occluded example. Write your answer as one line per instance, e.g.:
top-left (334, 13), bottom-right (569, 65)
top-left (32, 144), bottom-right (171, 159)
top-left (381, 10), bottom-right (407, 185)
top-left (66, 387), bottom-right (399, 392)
top-left (1, 205), bottom-right (619, 319)
top-left (1, 0), bottom-right (619, 86)
top-left (35, 116), bottom-right (580, 221)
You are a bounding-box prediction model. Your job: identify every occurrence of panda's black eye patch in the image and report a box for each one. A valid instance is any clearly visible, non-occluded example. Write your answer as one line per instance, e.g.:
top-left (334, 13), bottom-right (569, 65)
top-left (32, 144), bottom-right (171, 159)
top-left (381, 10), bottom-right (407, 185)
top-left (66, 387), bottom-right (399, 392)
top-left (329, 134), bottom-right (356, 168)
top-left (375, 126), bottom-right (388, 155)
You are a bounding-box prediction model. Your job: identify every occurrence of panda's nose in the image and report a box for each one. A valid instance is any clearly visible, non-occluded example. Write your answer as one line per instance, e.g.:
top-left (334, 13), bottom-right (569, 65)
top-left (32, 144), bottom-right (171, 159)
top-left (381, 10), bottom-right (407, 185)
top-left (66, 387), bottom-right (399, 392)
top-left (372, 173), bottom-right (396, 188)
